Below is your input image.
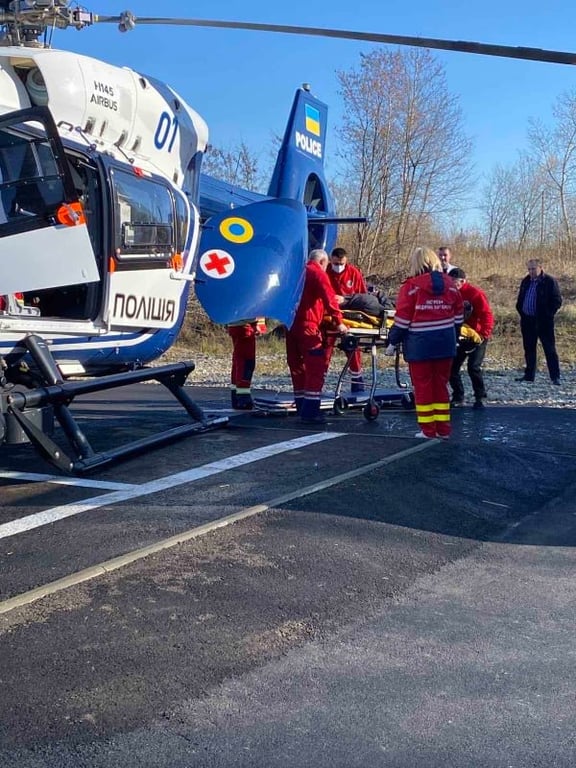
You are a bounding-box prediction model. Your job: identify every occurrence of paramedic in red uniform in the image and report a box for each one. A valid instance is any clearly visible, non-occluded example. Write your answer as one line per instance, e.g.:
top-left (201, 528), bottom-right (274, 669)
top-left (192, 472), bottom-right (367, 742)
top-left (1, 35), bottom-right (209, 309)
top-left (227, 318), bottom-right (266, 410)
top-left (286, 249), bottom-right (348, 424)
top-left (386, 247), bottom-right (463, 439)
top-left (326, 247), bottom-right (368, 392)
top-left (448, 268), bottom-right (494, 409)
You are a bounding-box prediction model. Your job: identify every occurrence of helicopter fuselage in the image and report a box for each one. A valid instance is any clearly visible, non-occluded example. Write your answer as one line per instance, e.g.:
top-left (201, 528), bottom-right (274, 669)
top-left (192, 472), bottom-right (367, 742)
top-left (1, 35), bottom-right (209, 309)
top-left (0, 46), bottom-right (208, 375)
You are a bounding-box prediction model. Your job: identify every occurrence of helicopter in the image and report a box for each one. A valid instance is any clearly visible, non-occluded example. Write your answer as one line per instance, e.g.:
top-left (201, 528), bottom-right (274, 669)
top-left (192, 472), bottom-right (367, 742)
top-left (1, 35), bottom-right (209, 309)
top-left (0, 3), bottom-right (573, 474)
top-left (0, 3), bottom-right (350, 472)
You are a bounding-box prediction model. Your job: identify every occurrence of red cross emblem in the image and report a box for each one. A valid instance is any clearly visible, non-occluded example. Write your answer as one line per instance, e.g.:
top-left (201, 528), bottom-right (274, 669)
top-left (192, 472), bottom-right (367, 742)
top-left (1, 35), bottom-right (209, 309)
top-left (199, 249), bottom-right (235, 279)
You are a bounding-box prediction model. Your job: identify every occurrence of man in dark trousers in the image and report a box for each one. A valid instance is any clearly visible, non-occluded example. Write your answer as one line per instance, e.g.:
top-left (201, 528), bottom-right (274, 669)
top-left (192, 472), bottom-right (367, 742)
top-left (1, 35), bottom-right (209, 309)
top-left (449, 269), bottom-right (494, 409)
top-left (515, 258), bottom-right (562, 385)
top-left (286, 249), bottom-right (347, 424)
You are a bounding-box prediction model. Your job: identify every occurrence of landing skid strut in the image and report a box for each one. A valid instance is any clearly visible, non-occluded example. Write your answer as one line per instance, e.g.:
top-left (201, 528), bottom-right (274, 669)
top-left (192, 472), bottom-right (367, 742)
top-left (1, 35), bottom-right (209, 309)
top-left (1, 335), bottom-right (227, 474)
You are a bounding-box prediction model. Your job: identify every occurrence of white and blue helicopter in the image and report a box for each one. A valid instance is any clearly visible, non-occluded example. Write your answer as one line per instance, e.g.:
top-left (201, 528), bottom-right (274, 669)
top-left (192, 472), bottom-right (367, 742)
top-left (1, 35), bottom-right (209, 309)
top-left (0, 3), bottom-right (571, 473)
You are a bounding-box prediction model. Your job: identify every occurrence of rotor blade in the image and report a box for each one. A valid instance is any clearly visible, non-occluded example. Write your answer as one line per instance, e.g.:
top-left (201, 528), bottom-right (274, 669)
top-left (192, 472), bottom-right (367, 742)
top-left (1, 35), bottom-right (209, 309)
top-left (95, 16), bottom-right (576, 66)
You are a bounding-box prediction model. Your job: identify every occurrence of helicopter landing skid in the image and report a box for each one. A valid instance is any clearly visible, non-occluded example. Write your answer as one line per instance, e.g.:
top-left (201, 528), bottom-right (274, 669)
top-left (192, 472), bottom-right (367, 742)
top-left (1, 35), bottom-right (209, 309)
top-left (1, 335), bottom-right (228, 475)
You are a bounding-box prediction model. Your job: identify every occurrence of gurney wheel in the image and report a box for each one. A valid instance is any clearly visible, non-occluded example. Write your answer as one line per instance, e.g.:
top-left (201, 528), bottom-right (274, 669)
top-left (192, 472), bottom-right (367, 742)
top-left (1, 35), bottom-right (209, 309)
top-left (333, 395), bottom-right (349, 415)
top-left (363, 399), bottom-right (380, 421)
top-left (401, 392), bottom-right (415, 411)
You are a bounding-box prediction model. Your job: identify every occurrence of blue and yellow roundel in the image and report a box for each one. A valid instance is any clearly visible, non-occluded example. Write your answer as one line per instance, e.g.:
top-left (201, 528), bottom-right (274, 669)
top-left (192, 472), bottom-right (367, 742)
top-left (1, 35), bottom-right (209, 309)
top-left (219, 217), bottom-right (254, 244)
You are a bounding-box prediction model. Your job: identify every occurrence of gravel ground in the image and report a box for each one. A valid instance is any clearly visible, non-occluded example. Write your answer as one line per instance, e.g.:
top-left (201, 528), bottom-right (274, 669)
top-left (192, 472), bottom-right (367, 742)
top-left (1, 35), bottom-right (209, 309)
top-left (184, 351), bottom-right (576, 409)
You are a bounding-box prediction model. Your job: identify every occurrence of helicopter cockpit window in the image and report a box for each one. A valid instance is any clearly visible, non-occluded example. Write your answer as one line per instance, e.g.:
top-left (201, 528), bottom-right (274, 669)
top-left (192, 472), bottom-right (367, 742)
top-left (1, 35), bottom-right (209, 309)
top-left (0, 120), bottom-right (65, 231)
top-left (174, 192), bottom-right (189, 253)
top-left (112, 169), bottom-right (175, 261)
top-left (186, 151), bottom-right (203, 204)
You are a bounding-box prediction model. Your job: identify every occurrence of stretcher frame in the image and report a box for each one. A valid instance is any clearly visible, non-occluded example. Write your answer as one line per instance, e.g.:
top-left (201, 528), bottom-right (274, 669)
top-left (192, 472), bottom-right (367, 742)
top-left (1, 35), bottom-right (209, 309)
top-left (252, 312), bottom-right (414, 419)
top-left (331, 312), bottom-right (414, 421)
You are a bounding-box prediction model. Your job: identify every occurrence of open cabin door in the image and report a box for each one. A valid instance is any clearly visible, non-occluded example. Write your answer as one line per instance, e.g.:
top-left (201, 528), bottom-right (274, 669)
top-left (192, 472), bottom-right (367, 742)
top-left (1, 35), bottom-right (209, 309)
top-left (0, 106), bottom-right (99, 295)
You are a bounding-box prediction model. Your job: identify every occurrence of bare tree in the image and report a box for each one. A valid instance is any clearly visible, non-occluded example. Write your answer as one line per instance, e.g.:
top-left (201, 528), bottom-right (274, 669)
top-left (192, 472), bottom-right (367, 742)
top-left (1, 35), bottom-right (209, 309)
top-left (336, 48), bottom-right (473, 274)
top-left (511, 154), bottom-right (550, 251)
top-left (528, 90), bottom-right (576, 259)
top-left (202, 141), bottom-right (263, 192)
top-left (480, 165), bottom-right (514, 250)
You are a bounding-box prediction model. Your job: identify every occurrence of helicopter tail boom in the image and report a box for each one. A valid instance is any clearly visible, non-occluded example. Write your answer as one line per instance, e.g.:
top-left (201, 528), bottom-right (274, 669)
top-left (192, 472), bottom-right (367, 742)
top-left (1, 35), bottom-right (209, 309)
top-left (195, 87), bottom-right (336, 327)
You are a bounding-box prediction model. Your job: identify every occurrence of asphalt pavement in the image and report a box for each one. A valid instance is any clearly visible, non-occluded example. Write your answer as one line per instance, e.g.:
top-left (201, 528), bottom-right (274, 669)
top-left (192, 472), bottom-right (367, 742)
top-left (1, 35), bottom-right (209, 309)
top-left (0, 385), bottom-right (575, 766)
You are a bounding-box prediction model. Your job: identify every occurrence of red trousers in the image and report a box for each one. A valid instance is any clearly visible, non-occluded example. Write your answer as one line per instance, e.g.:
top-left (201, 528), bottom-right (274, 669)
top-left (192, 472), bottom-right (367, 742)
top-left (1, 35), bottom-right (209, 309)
top-left (286, 324), bottom-right (329, 417)
top-left (228, 324), bottom-right (256, 390)
top-left (408, 358), bottom-right (452, 438)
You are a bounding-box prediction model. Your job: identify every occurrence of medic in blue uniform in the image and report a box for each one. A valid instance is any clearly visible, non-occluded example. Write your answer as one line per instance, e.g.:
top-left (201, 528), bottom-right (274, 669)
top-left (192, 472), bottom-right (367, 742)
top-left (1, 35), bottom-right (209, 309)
top-left (386, 247), bottom-right (463, 439)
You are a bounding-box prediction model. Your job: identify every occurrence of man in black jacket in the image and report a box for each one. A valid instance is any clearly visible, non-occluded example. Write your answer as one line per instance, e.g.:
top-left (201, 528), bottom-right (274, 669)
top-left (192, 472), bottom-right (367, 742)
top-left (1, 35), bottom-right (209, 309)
top-left (515, 259), bottom-right (562, 384)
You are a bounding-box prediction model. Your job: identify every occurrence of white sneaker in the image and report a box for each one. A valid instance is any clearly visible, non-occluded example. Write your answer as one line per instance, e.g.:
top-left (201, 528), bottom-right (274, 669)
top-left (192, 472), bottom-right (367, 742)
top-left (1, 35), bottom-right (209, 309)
top-left (414, 430), bottom-right (434, 439)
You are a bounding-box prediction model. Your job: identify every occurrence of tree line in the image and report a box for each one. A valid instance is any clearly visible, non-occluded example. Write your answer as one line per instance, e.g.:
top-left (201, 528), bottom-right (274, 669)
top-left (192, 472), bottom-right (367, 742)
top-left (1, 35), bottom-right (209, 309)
top-left (201, 46), bottom-right (576, 276)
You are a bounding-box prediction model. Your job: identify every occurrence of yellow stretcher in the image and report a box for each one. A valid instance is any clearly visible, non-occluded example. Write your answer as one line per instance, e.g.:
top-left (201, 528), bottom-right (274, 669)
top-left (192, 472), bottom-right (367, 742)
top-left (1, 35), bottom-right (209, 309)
top-left (331, 309), bottom-right (414, 421)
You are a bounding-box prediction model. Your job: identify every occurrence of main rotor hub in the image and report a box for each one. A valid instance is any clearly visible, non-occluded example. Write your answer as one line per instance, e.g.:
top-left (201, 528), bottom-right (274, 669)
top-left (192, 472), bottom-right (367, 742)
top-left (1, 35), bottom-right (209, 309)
top-left (0, 1), bottom-right (96, 47)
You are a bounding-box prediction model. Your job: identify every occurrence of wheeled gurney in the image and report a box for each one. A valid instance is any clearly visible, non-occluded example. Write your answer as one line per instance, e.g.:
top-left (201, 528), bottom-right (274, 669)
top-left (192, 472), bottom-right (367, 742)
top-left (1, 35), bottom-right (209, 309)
top-left (252, 308), bottom-right (414, 419)
top-left (331, 309), bottom-right (414, 421)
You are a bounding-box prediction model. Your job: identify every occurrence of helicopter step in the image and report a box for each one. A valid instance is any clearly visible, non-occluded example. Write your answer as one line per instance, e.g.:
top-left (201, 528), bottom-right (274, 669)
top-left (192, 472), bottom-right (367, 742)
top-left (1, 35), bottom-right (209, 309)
top-left (0, 335), bottom-right (228, 475)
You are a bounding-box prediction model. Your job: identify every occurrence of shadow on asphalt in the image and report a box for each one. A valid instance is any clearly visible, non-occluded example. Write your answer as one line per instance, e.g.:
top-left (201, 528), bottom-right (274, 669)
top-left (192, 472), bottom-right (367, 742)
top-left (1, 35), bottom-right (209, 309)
top-left (4, 387), bottom-right (576, 548)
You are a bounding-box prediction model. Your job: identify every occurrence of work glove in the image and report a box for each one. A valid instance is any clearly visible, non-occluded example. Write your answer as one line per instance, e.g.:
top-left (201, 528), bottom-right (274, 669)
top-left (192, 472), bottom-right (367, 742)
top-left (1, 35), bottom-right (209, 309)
top-left (384, 343), bottom-right (397, 357)
top-left (459, 324), bottom-right (483, 345)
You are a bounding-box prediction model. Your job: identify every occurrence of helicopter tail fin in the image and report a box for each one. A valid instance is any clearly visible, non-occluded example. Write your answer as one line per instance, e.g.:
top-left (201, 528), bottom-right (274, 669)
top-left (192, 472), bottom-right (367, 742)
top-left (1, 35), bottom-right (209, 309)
top-left (268, 86), bottom-right (336, 252)
top-left (195, 88), bottom-right (336, 328)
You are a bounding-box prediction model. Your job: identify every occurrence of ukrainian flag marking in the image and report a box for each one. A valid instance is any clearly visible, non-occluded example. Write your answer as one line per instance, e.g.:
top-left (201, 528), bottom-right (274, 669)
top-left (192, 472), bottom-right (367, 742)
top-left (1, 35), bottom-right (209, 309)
top-left (305, 104), bottom-right (321, 137)
top-left (219, 217), bottom-right (254, 244)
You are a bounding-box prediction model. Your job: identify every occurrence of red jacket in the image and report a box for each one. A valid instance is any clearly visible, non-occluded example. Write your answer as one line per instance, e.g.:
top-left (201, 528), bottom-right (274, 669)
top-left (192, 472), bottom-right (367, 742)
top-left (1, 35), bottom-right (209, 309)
top-left (292, 261), bottom-right (343, 330)
top-left (459, 282), bottom-right (494, 340)
top-left (388, 271), bottom-right (464, 361)
top-left (327, 263), bottom-right (367, 295)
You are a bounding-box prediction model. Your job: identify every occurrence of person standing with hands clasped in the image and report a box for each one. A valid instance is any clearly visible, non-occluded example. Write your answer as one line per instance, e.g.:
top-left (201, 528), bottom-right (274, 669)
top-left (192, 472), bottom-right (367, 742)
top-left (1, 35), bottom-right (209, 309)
top-left (385, 247), bottom-right (463, 439)
top-left (515, 258), bottom-right (562, 385)
top-left (449, 268), bottom-right (494, 410)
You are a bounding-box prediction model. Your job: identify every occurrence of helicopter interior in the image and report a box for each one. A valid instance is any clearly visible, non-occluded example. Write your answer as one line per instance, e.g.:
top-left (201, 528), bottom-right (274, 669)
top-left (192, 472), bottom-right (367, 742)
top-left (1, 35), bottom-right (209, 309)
top-left (17, 150), bottom-right (190, 323)
top-left (0, 105), bottom-right (99, 319)
top-left (0, 136), bottom-right (191, 325)
top-left (10, 150), bottom-right (103, 321)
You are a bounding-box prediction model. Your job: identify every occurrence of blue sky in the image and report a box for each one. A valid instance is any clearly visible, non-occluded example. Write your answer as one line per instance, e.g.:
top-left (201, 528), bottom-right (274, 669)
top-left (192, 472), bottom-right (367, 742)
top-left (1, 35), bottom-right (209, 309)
top-left (57, 1), bottom-right (576, 222)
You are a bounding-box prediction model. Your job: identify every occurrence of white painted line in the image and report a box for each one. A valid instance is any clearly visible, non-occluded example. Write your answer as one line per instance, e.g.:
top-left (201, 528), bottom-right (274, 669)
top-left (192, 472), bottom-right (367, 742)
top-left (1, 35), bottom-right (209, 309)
top-left (481, 500), bottom-right (511, 508)
top-left (0, 439), bottom-right (435, 615)
top-left (0, 433), bottom-right (343, 541)
top-left (0, 471), bottom-right (137, 491)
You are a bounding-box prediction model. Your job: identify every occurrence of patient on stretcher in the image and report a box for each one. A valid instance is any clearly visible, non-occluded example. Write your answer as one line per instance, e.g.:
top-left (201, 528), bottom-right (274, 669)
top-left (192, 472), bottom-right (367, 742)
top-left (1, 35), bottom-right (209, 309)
top-left (336, 292), bottom-right (395, 330)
